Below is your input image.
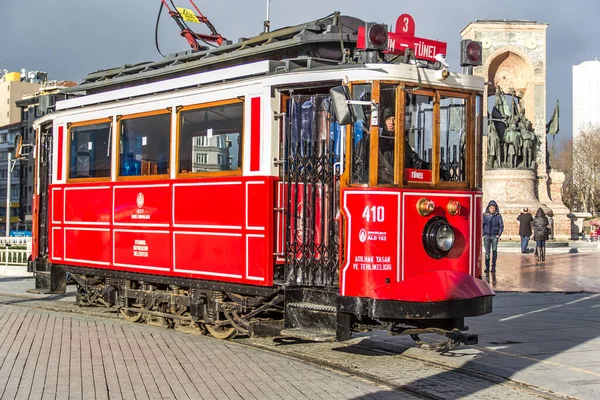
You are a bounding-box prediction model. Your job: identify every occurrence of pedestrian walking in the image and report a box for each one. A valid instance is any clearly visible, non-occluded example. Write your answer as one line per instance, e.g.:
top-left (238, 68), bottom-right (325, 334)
top-left (533, 207), bottom-right (549, 262)
top-left (482, 200), bottom-right (503, 274)
top-left (516, 207), bottom-right (533, 254)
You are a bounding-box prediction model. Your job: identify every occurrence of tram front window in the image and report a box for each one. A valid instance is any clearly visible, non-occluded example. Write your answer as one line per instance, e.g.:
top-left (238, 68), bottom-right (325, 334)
top-left (404, 93), bottom-right (433, 183)
top-left (350, 84), bottom-right (371, 184)
top-left (378, 84), bottom-right (397, 185)
top-left (440, 96), bottom-right (467, 182)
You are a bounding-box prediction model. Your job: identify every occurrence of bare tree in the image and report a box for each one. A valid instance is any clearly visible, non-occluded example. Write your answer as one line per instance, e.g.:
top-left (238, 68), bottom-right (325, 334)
top-left (571, 125), bottom-right (600, 213)
top-left (553, 139), bottom-right (574, 209)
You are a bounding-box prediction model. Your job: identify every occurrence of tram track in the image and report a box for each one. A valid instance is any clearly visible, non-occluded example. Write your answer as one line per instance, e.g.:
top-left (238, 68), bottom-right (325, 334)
top-left (241, 337), bottom-right (574, 400)
top-left (0, 292), bottom-right (573, 399)
top-left (359, 343), bottom-right (575, 400)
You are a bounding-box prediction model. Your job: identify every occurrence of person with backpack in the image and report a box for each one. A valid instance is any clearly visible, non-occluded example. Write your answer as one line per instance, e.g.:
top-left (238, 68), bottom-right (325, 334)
top-left (533, 208), bottom-right (550, 262)
top-left (482, 200), bottom-right (504, 274)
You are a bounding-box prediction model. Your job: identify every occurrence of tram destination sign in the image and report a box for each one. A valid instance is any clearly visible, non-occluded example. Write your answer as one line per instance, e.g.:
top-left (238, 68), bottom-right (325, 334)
top-left (387, 13), bottom-right (447, 63)
top-left (386, 33), bottom-right (447, 63)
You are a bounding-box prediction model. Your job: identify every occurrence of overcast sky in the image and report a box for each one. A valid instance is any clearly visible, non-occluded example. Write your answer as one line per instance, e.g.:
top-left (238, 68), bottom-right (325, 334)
top-left (1, 0), bottom-right (598, 146)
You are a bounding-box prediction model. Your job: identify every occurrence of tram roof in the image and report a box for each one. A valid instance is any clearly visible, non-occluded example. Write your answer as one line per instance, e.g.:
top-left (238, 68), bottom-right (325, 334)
top-left (71, 13), bottom-right (364, 95)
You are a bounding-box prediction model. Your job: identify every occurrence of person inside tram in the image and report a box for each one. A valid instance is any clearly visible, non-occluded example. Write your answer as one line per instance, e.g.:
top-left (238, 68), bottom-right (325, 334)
top-left (378, 108), bottom-right (430, 184)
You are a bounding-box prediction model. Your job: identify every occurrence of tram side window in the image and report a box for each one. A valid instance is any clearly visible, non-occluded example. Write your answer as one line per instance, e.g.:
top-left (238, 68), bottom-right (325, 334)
top-left (119, 113), bottom-right (170, 177)
top-left (68, 122), bottom-right (111, 179)
top-left (439, 96), bottom-right (467, 182)
top-left (178, 102), bottom-right (243, 174)
top-left (351, 84), bottom-right (371, 184)
top-left (404, 93), bottom-right (433, 175)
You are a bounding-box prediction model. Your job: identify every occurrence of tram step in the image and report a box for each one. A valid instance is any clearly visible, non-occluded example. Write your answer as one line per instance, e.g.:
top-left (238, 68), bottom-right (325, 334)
top-left (285, 302), bottom-right (337, 339)
top-left (286, 302), bottom-right (337, 313)
top-left (280, 328), bottom-right (336, 342)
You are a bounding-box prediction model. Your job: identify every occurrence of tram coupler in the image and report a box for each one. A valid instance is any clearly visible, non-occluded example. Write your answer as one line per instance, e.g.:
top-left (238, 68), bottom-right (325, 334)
top-left (390, 326), bottom-right (478, 350)
top-left (445, 329), bottom-right (478, 346)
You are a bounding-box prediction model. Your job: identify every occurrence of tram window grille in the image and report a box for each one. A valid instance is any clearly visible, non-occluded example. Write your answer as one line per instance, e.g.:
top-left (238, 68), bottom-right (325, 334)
top-left (283, 94), bottom-right (339, 287)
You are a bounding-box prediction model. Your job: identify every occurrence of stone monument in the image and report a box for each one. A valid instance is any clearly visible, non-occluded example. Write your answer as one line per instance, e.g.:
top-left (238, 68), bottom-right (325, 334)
top-left (461, 20), bottom-right (570, 239)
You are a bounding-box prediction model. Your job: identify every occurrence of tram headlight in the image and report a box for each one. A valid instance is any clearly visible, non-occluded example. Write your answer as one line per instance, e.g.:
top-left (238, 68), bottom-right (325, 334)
top-left (422, 217), bottom-right (456, 259)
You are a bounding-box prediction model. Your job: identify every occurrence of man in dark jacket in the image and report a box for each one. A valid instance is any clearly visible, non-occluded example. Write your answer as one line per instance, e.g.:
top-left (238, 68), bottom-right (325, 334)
top-left (482, 200), bottom-right (503, 273)
top-left (516, 207), bottom-right (534, 254)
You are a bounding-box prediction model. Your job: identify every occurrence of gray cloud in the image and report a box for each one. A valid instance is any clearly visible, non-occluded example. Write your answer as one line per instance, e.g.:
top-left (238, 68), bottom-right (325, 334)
top-left (2, 0), bottom-right (598, 146)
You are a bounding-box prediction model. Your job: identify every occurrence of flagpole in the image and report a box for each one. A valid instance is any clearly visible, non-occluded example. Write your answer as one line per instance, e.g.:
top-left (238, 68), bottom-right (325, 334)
top-left (264, 0), bottom-right (271, 33)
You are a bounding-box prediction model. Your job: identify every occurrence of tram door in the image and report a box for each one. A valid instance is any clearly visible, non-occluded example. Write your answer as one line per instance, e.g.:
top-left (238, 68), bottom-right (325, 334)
top-left (32, 126), bottom-right (53, 261)
top-left (280, 94), bottom-right (342, 287)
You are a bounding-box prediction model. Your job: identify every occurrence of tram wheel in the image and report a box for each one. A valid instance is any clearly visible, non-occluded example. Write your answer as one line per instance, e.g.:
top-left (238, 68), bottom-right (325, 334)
top-left (206, 324), bottom-right (237, 339)
top-left (119, 308), bottom-right (143, 323)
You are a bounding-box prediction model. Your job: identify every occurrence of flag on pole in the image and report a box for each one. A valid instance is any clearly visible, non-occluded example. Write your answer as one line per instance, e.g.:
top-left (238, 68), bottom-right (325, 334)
top-left (512, 96), bottom-right (519, 119)
top-left (546, 100), bottom-right (560, 135)
top-left (494, 89), bottom-right (511, 119)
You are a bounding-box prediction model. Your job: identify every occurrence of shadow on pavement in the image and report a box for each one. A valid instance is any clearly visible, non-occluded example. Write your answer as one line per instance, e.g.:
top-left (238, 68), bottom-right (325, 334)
top-left (345, 252), bottom-right (600, 399)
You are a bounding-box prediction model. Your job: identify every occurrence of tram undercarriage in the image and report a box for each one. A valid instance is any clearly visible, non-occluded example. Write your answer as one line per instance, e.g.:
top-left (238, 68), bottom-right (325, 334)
top-left (67, 266), bottom-right (285, 340)
top-left (63, 266), bottom-right (487, 349)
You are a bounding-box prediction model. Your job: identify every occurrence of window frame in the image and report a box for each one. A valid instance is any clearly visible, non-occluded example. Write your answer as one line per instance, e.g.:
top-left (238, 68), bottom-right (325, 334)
top-left (66, 117), bottom-right (113, 183)
top-left (340, 82), bottom-right (478, 190)
top-left (116, 109), bottom-right (172, 182)
top-left (401, 89), bottom-right (437, 188)
top-left (175, 98), bottom-right (244, 179)
top-left (434, 90), bottom-right (471, 190)
top-left (344, 81), bottom-right (375, 188)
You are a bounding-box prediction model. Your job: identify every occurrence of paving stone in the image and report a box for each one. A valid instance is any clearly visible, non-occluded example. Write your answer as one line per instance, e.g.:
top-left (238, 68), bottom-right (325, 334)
top-left (0, 303), bottom-right (409, 400)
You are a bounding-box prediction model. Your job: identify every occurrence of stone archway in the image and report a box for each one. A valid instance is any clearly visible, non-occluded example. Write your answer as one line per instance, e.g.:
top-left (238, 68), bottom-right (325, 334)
top-left (484, 47), bottom-right (535, 123)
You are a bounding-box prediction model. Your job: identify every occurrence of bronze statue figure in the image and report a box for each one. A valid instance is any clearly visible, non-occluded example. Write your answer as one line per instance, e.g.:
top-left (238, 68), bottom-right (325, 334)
top-left (486, 85), bottom-right (538, 171)
top-left (487, 122), bottom-right (501, 168)
top-left (521, 120), bottom-right (537, 169)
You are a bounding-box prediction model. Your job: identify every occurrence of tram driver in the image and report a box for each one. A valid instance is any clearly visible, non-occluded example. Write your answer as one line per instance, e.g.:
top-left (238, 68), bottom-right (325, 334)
top-left (378, 108), bottom-right (430, 184)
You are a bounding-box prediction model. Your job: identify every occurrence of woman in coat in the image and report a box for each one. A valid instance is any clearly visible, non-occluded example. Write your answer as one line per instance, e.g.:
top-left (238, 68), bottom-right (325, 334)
top-left (532, 208), bottom-right (549, 261)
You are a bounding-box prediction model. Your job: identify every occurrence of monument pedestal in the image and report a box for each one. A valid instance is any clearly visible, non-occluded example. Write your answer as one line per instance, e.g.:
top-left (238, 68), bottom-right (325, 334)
top-left (547, 170), bottom-right (572, 239)
top-left (483, 169), bottom-right (548, 240)
top-left (568, 212), bottom-right (592, 239)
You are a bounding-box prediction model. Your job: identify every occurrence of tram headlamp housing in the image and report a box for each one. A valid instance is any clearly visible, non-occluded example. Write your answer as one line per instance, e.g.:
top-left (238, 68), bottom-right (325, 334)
top-left (422, 217), bottom-right (456, 259)
top-left (417, 198), bottom-right (435, 216)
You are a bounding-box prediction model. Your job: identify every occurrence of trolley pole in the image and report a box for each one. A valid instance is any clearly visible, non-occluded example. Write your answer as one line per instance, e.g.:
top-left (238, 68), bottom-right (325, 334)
top-left (6, 152), bottom-right (10, 237)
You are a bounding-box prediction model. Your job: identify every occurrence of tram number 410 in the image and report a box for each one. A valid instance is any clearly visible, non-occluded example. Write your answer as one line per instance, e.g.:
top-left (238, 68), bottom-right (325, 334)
top-left (362, 206), bottom-right (385, 222)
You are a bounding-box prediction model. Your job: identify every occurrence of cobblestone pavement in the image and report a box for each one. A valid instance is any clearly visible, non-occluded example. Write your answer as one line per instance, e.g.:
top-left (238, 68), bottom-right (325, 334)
top-left (245, 336), bottom-right (555, 400)
top-left (0, 292), bottom-right (555, 400)
top-left (0, 301), bottom-right (410, 400)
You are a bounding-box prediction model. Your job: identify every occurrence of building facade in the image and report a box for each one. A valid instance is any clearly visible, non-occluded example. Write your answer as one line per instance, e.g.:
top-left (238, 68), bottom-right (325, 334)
top-left (572, 59), bottom-right (600, 139)
top-left (0, 71), bottom-right (42, 127)
top-left (0, 123), bottom-right (22, 233)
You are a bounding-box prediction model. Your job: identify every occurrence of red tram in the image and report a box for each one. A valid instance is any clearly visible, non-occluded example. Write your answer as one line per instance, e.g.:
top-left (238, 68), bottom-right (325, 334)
top-left (29, 12), bottom-right (493, 343)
